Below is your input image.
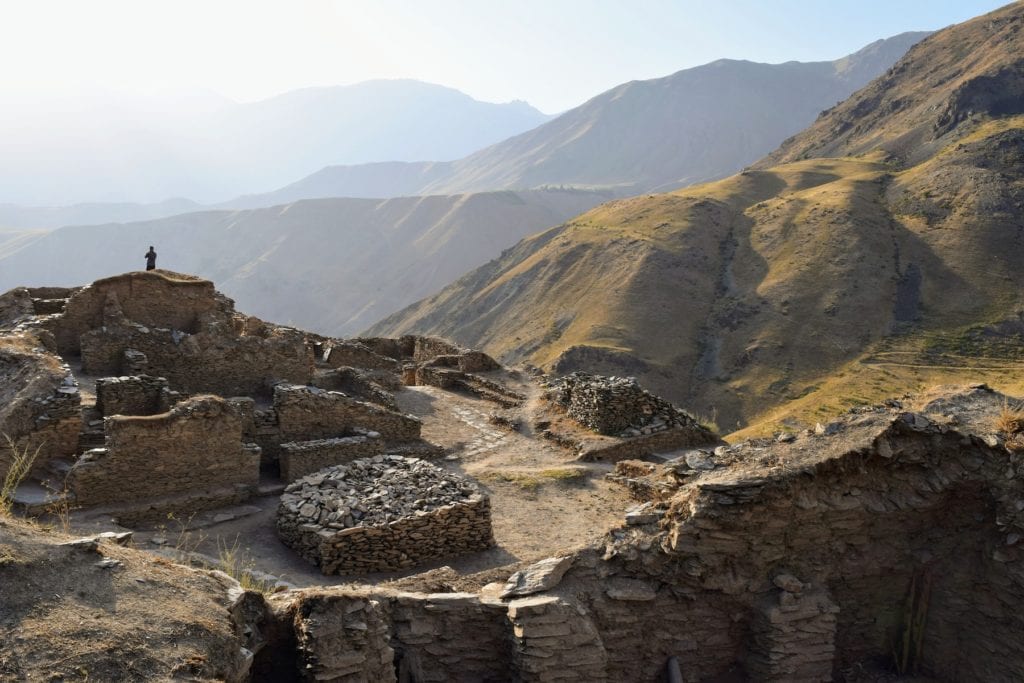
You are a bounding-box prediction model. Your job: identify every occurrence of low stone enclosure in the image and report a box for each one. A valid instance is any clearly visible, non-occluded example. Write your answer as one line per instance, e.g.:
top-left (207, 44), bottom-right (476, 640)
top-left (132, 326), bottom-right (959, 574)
top-left (277, 456), bottom-right (493, 574)
top-left (215, 385), bottom-right (1024, 682)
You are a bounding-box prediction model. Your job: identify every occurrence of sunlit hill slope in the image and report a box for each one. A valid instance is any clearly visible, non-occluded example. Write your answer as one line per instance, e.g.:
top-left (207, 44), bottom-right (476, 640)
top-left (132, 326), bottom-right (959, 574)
top-left (368, 2), bottom-right (1024, 436)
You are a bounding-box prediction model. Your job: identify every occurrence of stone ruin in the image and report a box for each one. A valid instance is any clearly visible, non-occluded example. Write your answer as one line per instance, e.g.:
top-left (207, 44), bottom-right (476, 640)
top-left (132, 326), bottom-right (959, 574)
top-left (277, 455), bottom-right (493, 574)
top-left (0, 272), bottom-right (503, 525)
top-left (68, 395), bottom-right (261, 512)
top-left (541, 371), bottom-right (719, 462)
top-left (233, 385), bottom-right (1024, 682)
top-left (547, 371), bottom-right (698, 436)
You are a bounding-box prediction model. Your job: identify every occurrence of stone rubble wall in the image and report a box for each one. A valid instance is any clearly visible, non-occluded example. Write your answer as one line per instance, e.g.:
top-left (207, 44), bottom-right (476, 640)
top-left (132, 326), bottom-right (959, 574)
top-left (80, 322), bottom-right (314, 397)
top-left (389, 592), bottom-right (514, 682)
top-left (309, 497), bottom-right (493, 574)
top-left (578, 427), bottom-right (719, 463)
top-left (277, 456), bottom-right (493, 574)
top-left (323, 342), bottom-right (401, 372)
top-left (0, 287), bottom-right (36, 329)
top-left (351, 336), bottom-right (408, 360)
top-left (414, 366), bottom-right (523, 407)
top-left (508, 595), bottom-right (609, 681)
top-left (67, 395), bottom-right (259, 507)
top-left (53, 271), bottom-right (226, 355)
top-left (0, 335), bottom-right (81, 479)
top-left (311, 367), bottom-right (398, 411)
top-left (290, 593), bottom-right (396, 683)
top-left (547, 371), bottom-right (710, 438)
top-left (746, 586), bottom-right (838, 681)
top-left (274, 384), bottom-right (421, 443)
top-left (95, 375), bottom-right (173, 416)
top-left (279, 435), bottom-right (384, 483)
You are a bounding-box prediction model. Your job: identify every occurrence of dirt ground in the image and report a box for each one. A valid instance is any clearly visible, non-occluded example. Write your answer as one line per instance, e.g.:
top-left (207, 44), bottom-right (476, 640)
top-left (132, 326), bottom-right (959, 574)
top-left (66, 378), bottom-right (635, 591)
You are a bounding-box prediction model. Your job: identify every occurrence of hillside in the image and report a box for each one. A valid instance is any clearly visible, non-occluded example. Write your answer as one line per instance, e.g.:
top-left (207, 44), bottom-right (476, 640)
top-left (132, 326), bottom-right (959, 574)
top-left (0, 80), bottom-right (549, 211)
top-left (368, 3), bottom-right (1024, 435)
top-left (0, 189), bottom-right (608, 335)
top-left (265, 33), bottom-right (927, 203)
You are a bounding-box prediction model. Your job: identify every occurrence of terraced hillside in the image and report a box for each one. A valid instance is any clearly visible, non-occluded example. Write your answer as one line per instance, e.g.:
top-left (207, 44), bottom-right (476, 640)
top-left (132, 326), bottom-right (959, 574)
top-left (369, 2), bottom-right (1024, 436)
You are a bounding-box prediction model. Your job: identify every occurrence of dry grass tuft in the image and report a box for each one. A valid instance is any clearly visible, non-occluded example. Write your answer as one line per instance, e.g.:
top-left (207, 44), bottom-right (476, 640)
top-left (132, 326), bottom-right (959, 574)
top-left (995, 400), bottom-right (1024, 436)
top-left (1, 435), bottom-right (42, 516)
top-left (216, 538), bottom-right (277, 594)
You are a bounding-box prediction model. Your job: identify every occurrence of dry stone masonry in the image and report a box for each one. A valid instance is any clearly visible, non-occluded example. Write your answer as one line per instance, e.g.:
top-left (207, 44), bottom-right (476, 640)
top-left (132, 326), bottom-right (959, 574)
top-left (277, 456), bottom-right (493, 574)
top-left (68, 395), bottom-right (260, 509)
top-left (547, 371), bottom-right (703, 437)
top-left (279, 433), bottom-right (384, 483)
top-left (94, 375), bottom-right (175, 416)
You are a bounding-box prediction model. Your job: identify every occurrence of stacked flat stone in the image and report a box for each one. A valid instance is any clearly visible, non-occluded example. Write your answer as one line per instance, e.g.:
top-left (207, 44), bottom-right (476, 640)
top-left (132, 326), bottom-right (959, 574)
top-left (277, 455), bottom-right (493, 574)
top-left (95, 374), bottom-right (172, 416)
top-left (546, 372), bottom-right (701, 437)
top-left (279, 432), bottom-right (385, 483)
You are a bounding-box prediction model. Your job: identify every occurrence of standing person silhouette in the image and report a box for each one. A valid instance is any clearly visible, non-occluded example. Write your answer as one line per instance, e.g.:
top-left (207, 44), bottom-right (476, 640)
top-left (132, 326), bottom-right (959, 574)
top-left (144, 246), bottom-right (157, 271)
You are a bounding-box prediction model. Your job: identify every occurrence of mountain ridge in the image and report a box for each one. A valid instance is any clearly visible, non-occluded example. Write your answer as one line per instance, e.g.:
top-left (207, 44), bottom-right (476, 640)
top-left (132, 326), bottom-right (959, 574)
top-left (367, 4), bottom-right (1024, 436)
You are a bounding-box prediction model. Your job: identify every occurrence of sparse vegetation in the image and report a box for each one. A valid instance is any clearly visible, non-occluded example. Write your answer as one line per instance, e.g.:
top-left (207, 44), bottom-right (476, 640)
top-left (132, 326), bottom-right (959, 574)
top-left (1, 435), bottom-right (42, 516)
top-left (215, 537), bottom-right (277, 594)
top-left (480, 467), bottom-right (587, 491)
top-left (995, 399), bottom-right (1024, 436)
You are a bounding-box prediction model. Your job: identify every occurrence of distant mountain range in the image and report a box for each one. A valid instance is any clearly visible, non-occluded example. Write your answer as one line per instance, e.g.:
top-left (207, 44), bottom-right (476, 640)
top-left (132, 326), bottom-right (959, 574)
top-left (0, 189), bottom-right (609, 335)
top-left (0, 34), bottom-right (925, 231)
top-left (263, 32), bottom-right (929, 202)
top-left (368, 3), bottom-right (1024, 434)
top-left (0, 30), bottom-right (933, 349)
top-left (0, 80), bottom-right (550, 208)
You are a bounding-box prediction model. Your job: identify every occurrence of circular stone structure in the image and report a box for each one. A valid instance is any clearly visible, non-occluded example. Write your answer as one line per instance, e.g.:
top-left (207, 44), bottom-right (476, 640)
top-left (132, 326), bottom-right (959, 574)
top-left (276, 455), bottom-right (494, 574)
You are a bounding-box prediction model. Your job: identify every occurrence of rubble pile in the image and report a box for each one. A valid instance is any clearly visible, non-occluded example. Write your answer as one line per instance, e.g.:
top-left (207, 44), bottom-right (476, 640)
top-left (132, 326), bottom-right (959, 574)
top-left (546, 371), bottom-right (702, 437)
top-left (277, 455), bottom-right (493, 574)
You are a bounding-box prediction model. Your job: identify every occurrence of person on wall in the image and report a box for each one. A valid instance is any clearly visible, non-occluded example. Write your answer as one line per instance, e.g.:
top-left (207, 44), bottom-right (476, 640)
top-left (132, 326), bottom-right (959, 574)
top-left (145, 246), bottom-right (157, 271)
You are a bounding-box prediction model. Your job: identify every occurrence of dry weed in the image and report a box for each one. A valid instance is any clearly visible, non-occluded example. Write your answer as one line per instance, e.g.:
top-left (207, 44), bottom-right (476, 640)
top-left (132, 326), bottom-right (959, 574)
top-left (1, 435), bottom-right (43, 516)
top-left (995, 400), bottom-right (1024, 436)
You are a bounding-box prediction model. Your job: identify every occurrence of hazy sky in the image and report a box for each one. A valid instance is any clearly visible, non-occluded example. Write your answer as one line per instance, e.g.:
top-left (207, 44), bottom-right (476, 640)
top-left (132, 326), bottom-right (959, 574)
top-left (0, 0), bottom-right (1011, 113)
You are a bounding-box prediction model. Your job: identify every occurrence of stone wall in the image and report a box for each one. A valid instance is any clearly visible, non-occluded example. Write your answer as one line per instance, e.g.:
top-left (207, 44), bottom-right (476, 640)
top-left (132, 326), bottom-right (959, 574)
top-left (68, 395), bottom-right (259, 508)
top-left (310, 368), bottom-right (398, 410)
top-left (279, 435), bottom-right (384, 483)
top-left (53, 270), bottom-right (224, 354)
top-left (95, 375), bottom-right (173, 416)
top-left (323, 342), bottom-right (401, 372)
top-left (578, 427), bottom-right (720, 463)
top-left (0, 333), bottom-right (81, 480)
top-left (274, 384), bottom-right (421, 443)
top-left (80, 322), bottom-right (314, 397)
top-left (547, 371), bottom-right (712, 438)
top-left (277, 456), bottom-right (493, 574)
